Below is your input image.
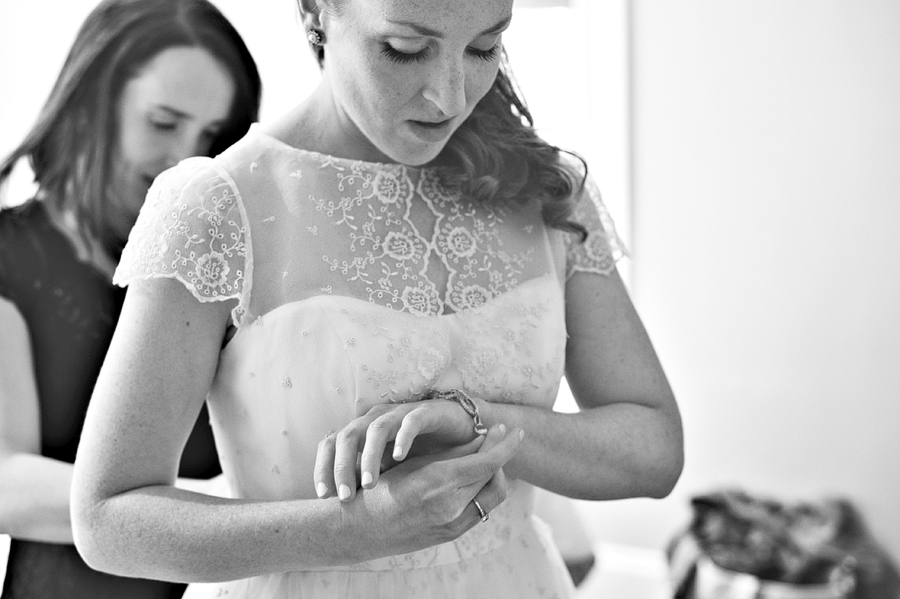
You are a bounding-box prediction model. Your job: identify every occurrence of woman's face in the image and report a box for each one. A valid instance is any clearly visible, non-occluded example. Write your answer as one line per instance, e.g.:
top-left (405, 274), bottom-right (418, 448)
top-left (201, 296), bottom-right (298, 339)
top-left (109, 46), bottom-right (236, 241)
top-left (319, 0), bottom-right (513, 166)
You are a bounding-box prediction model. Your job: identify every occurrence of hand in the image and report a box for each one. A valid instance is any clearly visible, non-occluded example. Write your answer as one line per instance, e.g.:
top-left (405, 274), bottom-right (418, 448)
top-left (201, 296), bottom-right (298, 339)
top-left (315, 398), bottom-right (480, 501)
top-left (342, 423), bottom-right (524, 562)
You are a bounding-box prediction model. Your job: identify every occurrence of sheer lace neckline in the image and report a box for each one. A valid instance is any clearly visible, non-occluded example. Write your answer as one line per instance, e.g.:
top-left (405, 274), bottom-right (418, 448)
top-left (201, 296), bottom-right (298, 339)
top-left (251, 125), bottom-right (429, 173)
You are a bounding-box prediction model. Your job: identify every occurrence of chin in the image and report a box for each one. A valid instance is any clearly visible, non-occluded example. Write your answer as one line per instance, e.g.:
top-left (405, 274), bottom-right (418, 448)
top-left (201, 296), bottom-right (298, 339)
top-left (370, 123), bottom-right (454, 167)
top-left (390, 143), bottom-right (446, 168)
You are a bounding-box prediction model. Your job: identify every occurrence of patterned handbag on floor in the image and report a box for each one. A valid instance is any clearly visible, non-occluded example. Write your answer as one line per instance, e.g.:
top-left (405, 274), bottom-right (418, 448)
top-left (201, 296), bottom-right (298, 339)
top-left (667, 490), bottom-right (899, 599)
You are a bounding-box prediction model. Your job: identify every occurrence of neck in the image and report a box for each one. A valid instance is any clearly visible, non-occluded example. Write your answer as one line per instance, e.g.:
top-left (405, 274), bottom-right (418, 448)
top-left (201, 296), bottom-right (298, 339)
top-left (42, 200), bottom-right (117, 281)
top-left (263, 79), bottom-right (390, 163)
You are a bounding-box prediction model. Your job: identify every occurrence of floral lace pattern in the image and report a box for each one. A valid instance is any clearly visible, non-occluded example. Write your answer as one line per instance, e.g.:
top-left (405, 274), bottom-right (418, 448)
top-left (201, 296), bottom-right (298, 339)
top-left (306, 162), bottom-right (536, 317)
top-left (563, 171), bottom-right (629, 279)
top-left (115, 157), bottom-right (249, 324)
top-left (113, 129), bottom-right (618, 599)
top-left (115, 131), bottom-right (625, 326)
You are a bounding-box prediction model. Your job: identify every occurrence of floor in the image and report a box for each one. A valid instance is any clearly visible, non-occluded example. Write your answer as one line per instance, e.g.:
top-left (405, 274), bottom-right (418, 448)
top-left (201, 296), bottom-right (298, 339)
top-left (576, 542), bottom-right (673, 599)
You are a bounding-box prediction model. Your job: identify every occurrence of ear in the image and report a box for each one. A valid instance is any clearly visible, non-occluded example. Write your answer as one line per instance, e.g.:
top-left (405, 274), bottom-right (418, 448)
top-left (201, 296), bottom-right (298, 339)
top-left (298, 0), bottom-right (325, 31)
top-left (301, 14), bottom-right (321, 34)
top-left (297, 0), bottom-right (320, 31)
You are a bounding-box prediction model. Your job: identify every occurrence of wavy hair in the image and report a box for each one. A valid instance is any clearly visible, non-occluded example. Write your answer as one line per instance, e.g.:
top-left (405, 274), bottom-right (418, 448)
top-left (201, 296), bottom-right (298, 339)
top-left (434, 49), bottom-right (587, 234)
top-left (297, 1), bottom-right (586, 232)
top-left (0, 0), bottom-right (262, 256)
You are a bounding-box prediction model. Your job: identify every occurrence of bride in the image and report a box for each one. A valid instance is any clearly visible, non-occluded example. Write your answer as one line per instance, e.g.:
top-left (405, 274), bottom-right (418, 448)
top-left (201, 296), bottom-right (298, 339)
top-left (71, 0), bottom-right (683, 596)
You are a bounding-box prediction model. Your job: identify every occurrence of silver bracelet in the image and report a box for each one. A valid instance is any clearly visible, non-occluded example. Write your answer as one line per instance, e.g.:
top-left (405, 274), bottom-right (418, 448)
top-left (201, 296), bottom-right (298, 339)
top-left (425, 388), bottom-right (488, 436)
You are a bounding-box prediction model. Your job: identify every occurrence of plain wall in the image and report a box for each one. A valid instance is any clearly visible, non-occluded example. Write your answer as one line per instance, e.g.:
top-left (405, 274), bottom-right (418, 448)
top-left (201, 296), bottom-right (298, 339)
top-left (577, 0), bottom-right (900, 563)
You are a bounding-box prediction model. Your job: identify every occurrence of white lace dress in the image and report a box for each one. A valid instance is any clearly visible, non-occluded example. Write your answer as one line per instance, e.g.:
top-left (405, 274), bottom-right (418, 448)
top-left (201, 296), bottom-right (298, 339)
top-left (115, 126), bottom-right (626, 599)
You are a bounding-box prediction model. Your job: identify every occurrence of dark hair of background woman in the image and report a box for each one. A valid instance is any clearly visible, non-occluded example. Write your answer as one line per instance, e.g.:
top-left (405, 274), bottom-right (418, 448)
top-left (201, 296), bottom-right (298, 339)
top-left (0, 0), bottom-right (262, 257)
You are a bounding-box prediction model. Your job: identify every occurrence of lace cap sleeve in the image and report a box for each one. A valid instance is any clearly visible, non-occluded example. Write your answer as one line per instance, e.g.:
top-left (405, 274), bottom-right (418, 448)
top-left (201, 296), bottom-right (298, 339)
top-left (564, 171), bottom-right (629, 279)
top-left (114, 157), bottom-right (250, 325)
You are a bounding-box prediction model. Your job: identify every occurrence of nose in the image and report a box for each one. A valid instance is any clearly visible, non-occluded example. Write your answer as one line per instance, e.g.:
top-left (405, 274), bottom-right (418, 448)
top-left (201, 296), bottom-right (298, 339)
top-left (422, 56), bottom-right (466, 117)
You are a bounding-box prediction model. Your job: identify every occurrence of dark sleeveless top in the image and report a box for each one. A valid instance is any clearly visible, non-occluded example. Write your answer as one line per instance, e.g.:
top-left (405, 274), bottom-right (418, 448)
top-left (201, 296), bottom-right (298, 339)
top-left (0, 200), bottom-right (220, 599)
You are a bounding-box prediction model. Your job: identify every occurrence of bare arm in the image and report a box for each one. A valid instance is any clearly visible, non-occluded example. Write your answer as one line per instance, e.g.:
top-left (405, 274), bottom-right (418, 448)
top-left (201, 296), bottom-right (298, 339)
top-left (332, 268), bottom-right (683, 502)
top-left (71, 278), bottom-right (522, 582)
top-left (482, 268), bottom-right (683, 499)
top-left (0, 297), bottom-right (232, 543)
top-left (0, 297), bottom-right (74, 542)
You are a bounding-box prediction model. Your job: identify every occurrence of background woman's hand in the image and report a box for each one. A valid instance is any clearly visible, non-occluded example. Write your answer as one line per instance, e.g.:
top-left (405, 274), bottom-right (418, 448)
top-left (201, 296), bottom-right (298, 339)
top-left (315, 398), bottom-right (482, 501)
top-left (341, 423), bottom-right (524, 562)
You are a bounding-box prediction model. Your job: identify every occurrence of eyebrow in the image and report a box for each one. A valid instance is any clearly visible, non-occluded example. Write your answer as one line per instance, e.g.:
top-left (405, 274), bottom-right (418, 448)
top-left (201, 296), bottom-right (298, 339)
top-left (386, 14), bottom-right (512, 39)
top-left (151, 105), bottom-right (192, 121)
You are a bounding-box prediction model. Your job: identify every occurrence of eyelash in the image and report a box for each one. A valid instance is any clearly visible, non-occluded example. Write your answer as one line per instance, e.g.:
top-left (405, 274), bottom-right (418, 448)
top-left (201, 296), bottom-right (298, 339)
top-left (150, 120), bottom-right (177, 132)
top-left (380, 43), bottom-right (500, 65)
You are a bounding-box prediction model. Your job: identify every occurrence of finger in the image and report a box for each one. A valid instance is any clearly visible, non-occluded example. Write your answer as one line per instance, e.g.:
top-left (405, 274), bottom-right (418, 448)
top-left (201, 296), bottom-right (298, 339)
top-left (333, 428), bottom-right (363, 502)
top-left (313, 431), bottom-right (337, 498)
top-left (458, 427), bottom-right (518, 524)
top-left (475, 423), bottom-right (507, 453)
top-left (444, 424), bottom-right (523, 488)
top-left (358, 415), bottom-right (402, 489)
top-left (421, 434), bottom-right (485, 462)
top-left (469, 466), bottom-right (508, 518)
top-left (392, 406), bottom-right (435, 461)
top-left (379, 441), bottom-right (400, 473)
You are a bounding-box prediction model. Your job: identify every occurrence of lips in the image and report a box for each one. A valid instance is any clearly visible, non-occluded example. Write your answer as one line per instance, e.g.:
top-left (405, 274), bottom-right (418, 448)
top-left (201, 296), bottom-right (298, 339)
top-left (413, 118), bottom-right (452, 127)
top-left (408, 118), bottom-right (455, 143)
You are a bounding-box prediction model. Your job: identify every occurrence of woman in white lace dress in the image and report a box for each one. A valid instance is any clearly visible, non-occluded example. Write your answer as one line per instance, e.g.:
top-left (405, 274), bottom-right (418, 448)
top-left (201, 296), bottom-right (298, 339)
top-left (71, 0), bottom-right (684, 597)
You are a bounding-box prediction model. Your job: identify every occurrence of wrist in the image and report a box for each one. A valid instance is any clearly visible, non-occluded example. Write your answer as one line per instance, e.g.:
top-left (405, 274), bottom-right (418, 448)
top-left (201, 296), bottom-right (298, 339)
top-left (424, 389), bottom-right (487, 436)
top-left (472, 395), bottom-right (493, 429)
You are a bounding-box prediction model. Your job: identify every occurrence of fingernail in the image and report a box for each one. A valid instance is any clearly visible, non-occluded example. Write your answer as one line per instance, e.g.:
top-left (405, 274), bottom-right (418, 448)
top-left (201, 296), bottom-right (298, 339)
top-left (361, 471), bottom-right (373, 487)
top-left (338, 484), bottom-right (351, 501)
top-left (499, 423), bottom-right (507, 435)
top-left (393, 445), bottom-right (403, 460)
top-left (519, 429), bottom-right (525, 441)
top-left (316, 482), bottom-right (328, 498)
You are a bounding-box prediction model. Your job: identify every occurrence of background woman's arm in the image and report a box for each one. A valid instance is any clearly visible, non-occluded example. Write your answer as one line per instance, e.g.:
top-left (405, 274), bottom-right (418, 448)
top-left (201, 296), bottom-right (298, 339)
top-left (0, 297), bottom-right (75, 543)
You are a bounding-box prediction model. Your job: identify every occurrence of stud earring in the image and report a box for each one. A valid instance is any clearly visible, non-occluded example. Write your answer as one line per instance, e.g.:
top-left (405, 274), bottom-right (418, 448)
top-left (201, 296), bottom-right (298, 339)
top-left (306, 29), bottom-right (324, 46)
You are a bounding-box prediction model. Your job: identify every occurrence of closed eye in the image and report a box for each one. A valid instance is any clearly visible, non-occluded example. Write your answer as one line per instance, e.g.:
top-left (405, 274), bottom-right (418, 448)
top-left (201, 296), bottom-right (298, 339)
top-left (381, 43), bottom-right (501, 65)
top-left (381, 43), bottom-right (428, 64)
top-left (150, 119), bottom-right (178, 132)
top-left (467, 45), bottom-right (500, 62)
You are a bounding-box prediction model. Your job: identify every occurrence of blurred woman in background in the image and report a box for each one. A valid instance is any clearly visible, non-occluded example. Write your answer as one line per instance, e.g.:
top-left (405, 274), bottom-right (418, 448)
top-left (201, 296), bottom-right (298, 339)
top-left (0, 0), bottom-right (260, 596)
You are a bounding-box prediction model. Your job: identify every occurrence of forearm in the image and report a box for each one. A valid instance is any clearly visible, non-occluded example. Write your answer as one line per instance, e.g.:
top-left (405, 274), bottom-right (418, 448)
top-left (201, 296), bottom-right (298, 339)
top-left (75, 425), bottom-right (524, 582)
top-left (73, 486), bottom-right (363, 583)
top-left (0, 453), bottom-right (74, 543)
top-left (479, 400), bottom-right (683, 500)
top-left (0, 454), bottom-right (229, 543)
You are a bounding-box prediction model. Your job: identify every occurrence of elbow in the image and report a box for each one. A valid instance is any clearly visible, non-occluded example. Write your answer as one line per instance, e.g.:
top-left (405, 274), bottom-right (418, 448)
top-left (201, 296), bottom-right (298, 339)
top-left (645, 445), bottom-right (683, 499)
top-left (71, 499), bottom-right (161, 580)
top-left (644, 422), bottom-right (684, 499)
top-left (70, 495), bottom-right (118, 575)
top-left (71, 480), bottom-right (134, 577)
